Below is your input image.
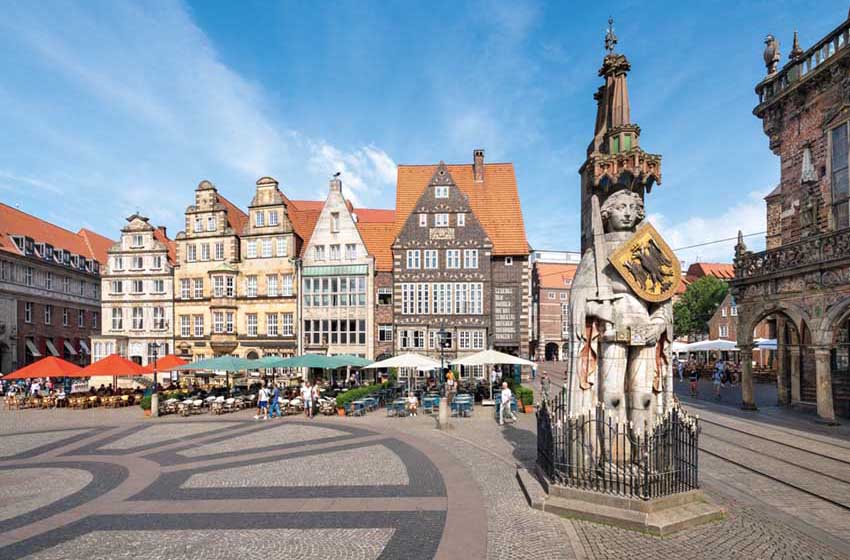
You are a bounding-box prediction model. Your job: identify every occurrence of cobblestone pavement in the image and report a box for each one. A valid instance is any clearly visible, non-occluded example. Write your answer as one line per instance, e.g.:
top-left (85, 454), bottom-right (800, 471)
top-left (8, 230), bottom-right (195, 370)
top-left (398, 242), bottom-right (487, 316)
top-left (3, 393), bottom-right (850, 559)
top-left (0, 406), bottom-right (482, 560)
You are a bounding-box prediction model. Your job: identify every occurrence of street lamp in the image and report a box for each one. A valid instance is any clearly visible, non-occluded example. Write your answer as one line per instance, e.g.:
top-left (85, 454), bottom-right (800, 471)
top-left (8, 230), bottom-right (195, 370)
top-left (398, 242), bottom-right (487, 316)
top-left (437, 324), bottom-right (448, 386)
top-left (147, 319), bottom-right (169, 418)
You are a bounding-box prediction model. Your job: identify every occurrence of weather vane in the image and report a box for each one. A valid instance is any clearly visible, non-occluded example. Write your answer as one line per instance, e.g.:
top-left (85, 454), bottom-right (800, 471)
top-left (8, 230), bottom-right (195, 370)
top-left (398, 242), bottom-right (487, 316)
top-left (604, 17), bottom-right (617, 54)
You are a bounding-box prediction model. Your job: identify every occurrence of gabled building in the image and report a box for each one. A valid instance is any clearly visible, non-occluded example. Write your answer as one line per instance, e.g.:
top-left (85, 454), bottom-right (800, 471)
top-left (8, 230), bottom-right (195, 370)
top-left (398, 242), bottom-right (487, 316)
top-left (92, 214), bottom-right (175, 366)
top-left (237, 177), bottom-right (299, 361)
top-left (0, 202), bottom-right (113, 373)
top-left (299, 177), bottom-right (375, 358)
top-left (392, 151), bottom-right (531, 382)
top-left (173, 180), bottom-right (248, 360)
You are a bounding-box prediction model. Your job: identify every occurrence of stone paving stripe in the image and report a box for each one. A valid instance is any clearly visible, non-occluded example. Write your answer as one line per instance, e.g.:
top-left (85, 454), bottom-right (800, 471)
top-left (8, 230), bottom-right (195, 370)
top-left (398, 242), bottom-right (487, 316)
top-left (97, 496), bottom-right (448, 514)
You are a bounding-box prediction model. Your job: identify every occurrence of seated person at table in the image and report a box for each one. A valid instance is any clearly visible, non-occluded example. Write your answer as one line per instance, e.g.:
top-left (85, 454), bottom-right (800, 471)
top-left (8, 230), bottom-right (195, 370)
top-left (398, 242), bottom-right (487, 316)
top-left (406, 392), bottom-right (418, 416)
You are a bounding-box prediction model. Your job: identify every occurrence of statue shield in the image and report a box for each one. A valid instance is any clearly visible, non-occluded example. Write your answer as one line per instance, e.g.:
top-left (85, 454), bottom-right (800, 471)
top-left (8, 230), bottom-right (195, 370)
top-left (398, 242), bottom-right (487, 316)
top-left (608, 222), bottom-right (681, 303)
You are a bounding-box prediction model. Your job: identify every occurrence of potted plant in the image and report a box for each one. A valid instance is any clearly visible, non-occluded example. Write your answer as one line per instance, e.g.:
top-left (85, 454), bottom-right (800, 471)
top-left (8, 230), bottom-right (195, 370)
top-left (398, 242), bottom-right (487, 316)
top-left (139, 395), bottom-right (152, 417)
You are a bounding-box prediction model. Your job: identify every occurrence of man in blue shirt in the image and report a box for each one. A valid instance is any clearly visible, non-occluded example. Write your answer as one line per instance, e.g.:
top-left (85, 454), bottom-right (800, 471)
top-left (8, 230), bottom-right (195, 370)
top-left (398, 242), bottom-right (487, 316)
top-left (268, 384), bottom-right (282, 418)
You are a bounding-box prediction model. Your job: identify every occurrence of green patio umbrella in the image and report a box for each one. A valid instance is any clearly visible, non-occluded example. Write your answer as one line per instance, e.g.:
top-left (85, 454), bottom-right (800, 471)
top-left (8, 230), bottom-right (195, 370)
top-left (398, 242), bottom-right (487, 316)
top-left (174, 356), bottom-right (258, 394)
top-left (330, 355), bottom-right (373, 367)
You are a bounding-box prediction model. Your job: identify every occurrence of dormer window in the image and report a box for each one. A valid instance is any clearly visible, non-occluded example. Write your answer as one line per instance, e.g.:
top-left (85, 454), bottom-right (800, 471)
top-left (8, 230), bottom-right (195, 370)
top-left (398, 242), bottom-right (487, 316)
top-left (44, 245), bottom-right (53, 260)
top-left (70, 255), bottom-right (79, 268)
top-left (53, 249), bottom-right (63, 264)
top-left (11, 236), bottom-right (24, 252)
top-left (435, 186), bottom-right (449, 198)
top-left (34, 243), bottom-right (44, 257)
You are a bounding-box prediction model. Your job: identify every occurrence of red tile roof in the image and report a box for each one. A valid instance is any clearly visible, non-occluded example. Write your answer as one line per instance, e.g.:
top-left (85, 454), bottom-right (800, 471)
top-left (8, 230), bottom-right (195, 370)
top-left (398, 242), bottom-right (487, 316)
top-left (685, 262), bottom-right (735, 282)
top-left (217, 194), bottom-right (249, 235)
top-left (153, 226), bottom-right (177, 265)
top-left (536, 263), bottom-right (578, 290)
top-left (0, 202), bottom-right (114, 265)
top-left (357, 222), bottom-right (395, 272)
top-left (395, 163), bottom-right (529, 256)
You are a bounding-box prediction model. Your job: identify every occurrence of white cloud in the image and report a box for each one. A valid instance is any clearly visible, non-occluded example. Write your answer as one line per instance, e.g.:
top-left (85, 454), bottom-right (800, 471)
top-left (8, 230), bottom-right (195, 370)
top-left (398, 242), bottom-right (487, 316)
top-left (307, 142), bottom-right (396, 207)
top-left (0, 0), bottom-right (396, 234)
top-left (648, 188), bottom-right (770, 265)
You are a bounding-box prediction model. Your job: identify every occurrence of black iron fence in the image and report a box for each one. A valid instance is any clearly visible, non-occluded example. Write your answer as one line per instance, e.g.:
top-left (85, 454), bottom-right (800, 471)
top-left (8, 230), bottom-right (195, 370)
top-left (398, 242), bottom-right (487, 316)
top-left (537, 392), bottom-right (700, 500)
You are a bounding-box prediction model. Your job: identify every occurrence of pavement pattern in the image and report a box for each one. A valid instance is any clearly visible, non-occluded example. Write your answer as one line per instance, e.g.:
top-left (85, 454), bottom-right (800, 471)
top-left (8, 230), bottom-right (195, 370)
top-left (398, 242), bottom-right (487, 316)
top-left (0, 410), bottom-right (483, 560)
top-left (2, 380), bottom-right (850, 559)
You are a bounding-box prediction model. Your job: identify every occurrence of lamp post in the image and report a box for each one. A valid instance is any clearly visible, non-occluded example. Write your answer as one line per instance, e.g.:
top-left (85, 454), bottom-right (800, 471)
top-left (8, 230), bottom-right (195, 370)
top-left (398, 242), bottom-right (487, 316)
top-left (437, 324), bottom-right (449, 430)
top-left (148, 319), bottom-right (169, 418)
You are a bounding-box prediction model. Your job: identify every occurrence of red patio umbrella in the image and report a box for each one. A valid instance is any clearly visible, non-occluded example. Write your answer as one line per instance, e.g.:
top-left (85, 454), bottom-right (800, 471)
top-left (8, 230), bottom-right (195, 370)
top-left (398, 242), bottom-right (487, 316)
top-left (140, 354), bottom-right (188, 374)
top-left (2, 356), bottom-right (84, 380)
top-left (79, 354), bottom-right (146, 377)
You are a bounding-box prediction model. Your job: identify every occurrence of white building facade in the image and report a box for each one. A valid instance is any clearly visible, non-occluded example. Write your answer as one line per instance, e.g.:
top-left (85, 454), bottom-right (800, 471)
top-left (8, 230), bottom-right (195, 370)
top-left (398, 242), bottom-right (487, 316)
top-left (92, 214), bottom-right (175, 365)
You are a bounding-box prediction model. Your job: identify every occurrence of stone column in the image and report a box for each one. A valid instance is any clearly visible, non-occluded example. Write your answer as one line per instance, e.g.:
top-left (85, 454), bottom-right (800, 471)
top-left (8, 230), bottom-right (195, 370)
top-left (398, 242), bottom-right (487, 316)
top-left (789, 346), bottom-right (801, 402)
top-left (740, 345), bottom-right (757, 411)
top-left (813, 346), bottom-right (837, 424)
top-left (775, 338), bottom-right (789, 405)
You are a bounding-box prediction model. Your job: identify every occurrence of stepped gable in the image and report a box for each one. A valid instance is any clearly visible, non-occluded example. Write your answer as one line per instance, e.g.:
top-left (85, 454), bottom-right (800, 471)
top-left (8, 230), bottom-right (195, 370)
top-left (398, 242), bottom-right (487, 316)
top-left (394, 162), bottom-right (529, 256)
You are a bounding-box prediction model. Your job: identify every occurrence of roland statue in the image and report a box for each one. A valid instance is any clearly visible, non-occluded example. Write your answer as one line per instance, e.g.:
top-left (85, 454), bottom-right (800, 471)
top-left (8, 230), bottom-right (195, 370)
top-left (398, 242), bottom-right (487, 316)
top-left (566, 189), bottom-right (676, 432)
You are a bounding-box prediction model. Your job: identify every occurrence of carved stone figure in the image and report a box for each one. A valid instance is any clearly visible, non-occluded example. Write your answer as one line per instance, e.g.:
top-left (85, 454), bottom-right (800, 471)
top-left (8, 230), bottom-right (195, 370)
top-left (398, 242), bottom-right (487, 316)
top-left (764, 34), bottom-right (781, 75)
top-left (567, 189), bottom-right (675, 432)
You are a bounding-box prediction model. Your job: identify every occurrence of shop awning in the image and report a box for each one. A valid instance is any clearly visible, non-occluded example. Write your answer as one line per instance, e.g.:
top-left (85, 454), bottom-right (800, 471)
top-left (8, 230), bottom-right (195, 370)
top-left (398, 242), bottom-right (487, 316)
top-left (25, 340), bottom-right (42, 358)
top-left (44, 340), bottom-right (60, 357)
top-left (79, 340), bottom-right (90, 354)
top-left (64, 341), bottom-right (78, 356)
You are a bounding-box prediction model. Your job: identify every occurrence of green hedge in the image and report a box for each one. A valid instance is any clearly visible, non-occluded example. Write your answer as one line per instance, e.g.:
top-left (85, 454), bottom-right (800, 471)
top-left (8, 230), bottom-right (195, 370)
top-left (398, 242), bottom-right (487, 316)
top-left (335, 382), bottom-right (388, 408)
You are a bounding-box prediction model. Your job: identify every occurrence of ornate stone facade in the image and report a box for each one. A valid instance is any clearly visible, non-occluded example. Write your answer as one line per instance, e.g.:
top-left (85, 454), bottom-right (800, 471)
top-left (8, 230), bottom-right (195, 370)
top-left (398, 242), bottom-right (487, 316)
top-left (735, 15), bottom-right (850, 421)
top-left (91, 214), bottom-right (175, 369)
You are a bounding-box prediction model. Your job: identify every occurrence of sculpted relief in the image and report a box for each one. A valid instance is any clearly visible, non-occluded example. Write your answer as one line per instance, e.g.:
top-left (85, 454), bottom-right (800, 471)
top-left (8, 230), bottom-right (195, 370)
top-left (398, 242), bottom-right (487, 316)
top-left (567, 189), bottom-right (677, 432)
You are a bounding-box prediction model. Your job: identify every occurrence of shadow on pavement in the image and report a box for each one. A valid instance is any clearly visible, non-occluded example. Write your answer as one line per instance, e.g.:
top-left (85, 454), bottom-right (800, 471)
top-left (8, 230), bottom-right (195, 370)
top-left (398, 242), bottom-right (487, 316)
top-left (500, 421), bottom-right (537, 469)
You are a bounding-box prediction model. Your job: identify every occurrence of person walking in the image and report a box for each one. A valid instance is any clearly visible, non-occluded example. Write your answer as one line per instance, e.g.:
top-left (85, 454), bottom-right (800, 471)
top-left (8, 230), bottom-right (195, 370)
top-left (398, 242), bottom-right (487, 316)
top-left (311, 383), bottom-right (320, 417)
top-left (688, 361), bottom-right (700, 399)
top-left (499, 381), bottom-right (517, 426)
top-left (301, 381), bottom-right (313, 418)
top-left (268, 384), bottom-right (281, 418)
top-left (540, 372), bottom-right (551, 403)
top-left (256, 384), bottom-right (269, 420)
top-left (712, 366), bottom-right (723, 401)
top-left (531, 363), bottom-right (538, 381)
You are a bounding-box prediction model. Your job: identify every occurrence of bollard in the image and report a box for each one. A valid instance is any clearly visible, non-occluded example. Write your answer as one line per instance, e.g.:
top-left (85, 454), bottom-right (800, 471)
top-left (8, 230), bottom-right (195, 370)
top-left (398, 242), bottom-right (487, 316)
top-left (151, 392), bottom-right (159, 418)
top-left (438, 397), bottom-right (449, 430)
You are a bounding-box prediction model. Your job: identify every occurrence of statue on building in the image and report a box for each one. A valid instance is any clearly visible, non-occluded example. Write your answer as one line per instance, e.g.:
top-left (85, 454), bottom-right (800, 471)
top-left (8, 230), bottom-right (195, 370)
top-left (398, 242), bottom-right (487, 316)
top-left (764, 34), bottom-right (781, 75)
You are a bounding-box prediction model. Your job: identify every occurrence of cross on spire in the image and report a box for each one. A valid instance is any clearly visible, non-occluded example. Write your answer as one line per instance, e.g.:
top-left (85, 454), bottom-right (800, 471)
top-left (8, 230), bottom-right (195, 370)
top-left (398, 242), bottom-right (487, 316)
top-left (604, 17), bottom-right (617, 54)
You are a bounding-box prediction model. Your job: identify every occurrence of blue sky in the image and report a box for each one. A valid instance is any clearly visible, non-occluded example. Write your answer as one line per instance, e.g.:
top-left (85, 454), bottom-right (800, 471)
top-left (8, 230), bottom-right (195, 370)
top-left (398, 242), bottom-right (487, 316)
top-left (0, 0), bottom-right (844, 263)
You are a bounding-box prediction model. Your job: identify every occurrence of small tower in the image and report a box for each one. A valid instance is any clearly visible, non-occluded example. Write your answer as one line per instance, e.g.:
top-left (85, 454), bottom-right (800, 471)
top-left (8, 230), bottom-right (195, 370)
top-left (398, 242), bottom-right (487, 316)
top-left (577, 19), bottom-right (662, 252)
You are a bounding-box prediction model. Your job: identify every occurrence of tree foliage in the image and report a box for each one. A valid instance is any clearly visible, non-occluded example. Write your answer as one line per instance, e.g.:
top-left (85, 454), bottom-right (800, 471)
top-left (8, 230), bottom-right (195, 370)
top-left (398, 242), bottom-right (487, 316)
top-left (673, 276), bottom-right (729, 337)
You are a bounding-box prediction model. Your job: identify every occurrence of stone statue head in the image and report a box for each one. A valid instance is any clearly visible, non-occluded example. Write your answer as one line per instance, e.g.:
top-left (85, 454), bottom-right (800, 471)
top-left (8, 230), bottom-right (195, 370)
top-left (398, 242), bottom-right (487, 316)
top-left (600, 189), bottom-right (644, 232)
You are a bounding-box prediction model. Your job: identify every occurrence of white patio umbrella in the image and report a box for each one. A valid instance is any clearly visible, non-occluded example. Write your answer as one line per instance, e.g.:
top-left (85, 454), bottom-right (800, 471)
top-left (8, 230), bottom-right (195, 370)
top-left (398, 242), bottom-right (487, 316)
top-left (363, 353), bottom-right (440, 393)
top-left (685, 339), bottom-right (738, 352)
top-left (450, 349), bottom-right (535, 404)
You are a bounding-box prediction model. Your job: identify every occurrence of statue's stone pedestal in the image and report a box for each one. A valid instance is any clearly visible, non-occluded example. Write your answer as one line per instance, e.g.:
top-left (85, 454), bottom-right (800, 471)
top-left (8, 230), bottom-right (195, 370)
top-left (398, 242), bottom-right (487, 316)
top-left (518, 466), bottom-right (724, 536)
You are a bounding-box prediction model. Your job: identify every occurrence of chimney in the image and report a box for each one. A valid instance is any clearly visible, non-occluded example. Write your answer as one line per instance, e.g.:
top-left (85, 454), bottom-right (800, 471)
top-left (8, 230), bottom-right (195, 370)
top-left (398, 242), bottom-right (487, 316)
top-left (329, 174), bottom-right (342, 193)
top-left (158, 226), bottom-right (167, 238)
top-left (473, 149), bottom-right (485, 182)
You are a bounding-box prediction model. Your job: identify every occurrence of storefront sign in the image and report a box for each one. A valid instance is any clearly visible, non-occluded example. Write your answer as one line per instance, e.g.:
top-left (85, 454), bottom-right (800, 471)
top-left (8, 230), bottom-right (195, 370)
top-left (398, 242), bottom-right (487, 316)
top-left (494, 286), bottom-right (519, 343)
top-left (429, 228), bottom-right (455, 240)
